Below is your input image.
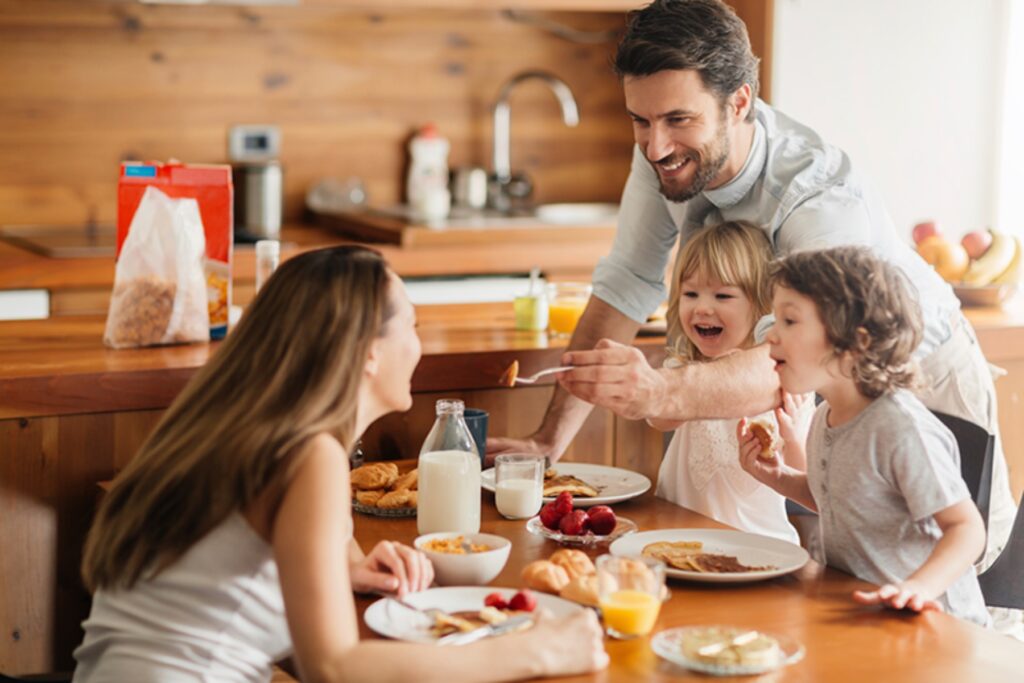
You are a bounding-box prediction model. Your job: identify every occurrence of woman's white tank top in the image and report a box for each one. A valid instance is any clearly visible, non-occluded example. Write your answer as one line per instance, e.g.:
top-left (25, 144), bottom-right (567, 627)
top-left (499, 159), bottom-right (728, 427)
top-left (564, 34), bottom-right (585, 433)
top-left (73, 512), bottom-right (292, 683)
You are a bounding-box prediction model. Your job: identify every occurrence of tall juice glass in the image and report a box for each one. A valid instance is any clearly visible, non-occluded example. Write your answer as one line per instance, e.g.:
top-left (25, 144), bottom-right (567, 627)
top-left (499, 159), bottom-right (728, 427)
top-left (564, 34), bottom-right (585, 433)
top-left (547, 282), bottom-right (591, 337)
top-left (596, 554), bottom-right (665, 639)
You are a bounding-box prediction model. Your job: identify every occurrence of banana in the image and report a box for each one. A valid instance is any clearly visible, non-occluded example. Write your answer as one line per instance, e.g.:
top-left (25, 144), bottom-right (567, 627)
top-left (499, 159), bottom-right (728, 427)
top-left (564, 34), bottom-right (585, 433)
top-left (992, 234), bottom-right (1024, 285)
top-left (962, 230), bottom-right (1017, 286)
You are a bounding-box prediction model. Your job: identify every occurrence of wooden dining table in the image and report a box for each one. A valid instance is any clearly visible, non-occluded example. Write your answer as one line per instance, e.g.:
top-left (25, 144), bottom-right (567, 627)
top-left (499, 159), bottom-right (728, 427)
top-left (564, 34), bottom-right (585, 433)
top-left (351, 488), bottom-right (1022, 682)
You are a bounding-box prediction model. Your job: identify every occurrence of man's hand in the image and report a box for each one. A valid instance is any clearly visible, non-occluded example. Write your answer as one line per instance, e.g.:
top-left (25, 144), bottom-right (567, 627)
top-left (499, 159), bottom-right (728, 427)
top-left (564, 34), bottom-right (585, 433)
top-left (350, 540), bottom-right (434, 597)
top-left (559, 339), bottom-right (668, 421)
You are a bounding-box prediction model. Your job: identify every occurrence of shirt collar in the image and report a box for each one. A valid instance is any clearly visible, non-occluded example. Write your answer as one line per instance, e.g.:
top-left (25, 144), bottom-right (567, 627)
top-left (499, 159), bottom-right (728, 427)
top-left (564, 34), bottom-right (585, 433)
top-left (703, 114), bottom-right (767, 210)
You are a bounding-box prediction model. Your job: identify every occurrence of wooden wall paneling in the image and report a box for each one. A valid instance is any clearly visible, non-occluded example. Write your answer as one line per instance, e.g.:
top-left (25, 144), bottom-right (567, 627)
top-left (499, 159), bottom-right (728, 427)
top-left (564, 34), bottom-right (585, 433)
top-left (0, 416), bottom-right (59, 675)
top-left (0, 3), bottom-right (634, 228)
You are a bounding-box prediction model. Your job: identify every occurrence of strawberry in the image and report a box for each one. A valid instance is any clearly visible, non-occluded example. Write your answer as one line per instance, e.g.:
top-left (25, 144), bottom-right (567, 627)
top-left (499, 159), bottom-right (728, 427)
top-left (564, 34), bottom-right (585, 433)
top-left (552, 491), bottom-right (574, 517)
top-left (587, 505), bottom-right (617, 535)
top-left (559, 509), bottom-right (590, 536)
top-left (484, 591), bottom-right (508, 610)
top-left (539, 501), bottom-right (564, 530)
top-left (508, 589), bottom-right (537, 612)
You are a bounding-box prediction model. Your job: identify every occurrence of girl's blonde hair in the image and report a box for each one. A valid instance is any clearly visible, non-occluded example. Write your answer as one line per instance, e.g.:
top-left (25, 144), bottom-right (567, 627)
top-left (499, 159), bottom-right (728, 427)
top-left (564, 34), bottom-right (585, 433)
top-left (769, 246), bottom-right (922, 398)
top-left (666, 220), bottom-right (774, 361)
top-left (82, 246), bottom-right (394, 591)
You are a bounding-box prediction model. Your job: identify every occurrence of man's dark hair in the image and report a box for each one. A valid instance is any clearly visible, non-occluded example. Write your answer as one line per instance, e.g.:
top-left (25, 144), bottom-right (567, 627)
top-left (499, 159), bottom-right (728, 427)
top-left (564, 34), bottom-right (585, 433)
top-left (614, 0), bottom-right (760, 121)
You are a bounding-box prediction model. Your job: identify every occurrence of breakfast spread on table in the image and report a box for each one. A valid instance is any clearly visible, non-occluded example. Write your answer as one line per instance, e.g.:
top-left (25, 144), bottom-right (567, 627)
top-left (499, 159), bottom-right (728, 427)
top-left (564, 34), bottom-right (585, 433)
top-left (351, 462), bottom-right (418, 513)
top-left (679, 626), bottom-right (782, 668)
top-left (642, 540), bottom-right (776, 573)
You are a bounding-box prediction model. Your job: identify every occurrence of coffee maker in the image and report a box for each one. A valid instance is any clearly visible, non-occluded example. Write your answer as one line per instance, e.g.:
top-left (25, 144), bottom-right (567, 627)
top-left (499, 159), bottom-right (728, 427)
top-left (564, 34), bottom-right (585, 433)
top-left (228, 124), bottom-right (282, 243)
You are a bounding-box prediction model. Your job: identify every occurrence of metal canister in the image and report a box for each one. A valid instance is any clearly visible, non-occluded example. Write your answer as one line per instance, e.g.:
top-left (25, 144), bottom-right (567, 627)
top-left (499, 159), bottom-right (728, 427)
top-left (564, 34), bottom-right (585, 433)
top-left (233, 160), bottom-right (283, 240)
top-left (450, 166), bottom-right (489, 210)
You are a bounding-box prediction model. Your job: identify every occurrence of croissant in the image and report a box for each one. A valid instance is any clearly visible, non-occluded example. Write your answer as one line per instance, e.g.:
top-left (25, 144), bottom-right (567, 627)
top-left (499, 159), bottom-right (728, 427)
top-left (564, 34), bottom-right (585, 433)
top-left (549, 549), bottom-right (595, 581)
top-left (559, 574), bottom-right (600, 607)
top-left (520, 560), bottom-right (570, 594)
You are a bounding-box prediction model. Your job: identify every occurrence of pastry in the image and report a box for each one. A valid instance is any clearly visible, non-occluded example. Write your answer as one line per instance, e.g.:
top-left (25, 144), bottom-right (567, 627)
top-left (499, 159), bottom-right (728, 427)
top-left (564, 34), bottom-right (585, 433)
top-left (681, 627), bottom-right (781, 668)
top-left (748, 419), bottom-right (780, 460)
top-left (377, 489), bottom-right (417, 509)
top-left (642, 541), bottom-right (703, 566)
top-left (559, 574), bottom-right (600, 607)
top-left (520, 560), bottom-right (570, 593)
top-left (499, 360), bottom-right (519, 387)
top-left (543, 474), bottom-right (599, 497)
top-left (549, 549), bottom-right (595, 581)
top-left (350, 462), bottom-right (399, 490)
top-left (393, 468), bottom-right (418, 491)
top-left (355, 490), bottom-right (384, 507)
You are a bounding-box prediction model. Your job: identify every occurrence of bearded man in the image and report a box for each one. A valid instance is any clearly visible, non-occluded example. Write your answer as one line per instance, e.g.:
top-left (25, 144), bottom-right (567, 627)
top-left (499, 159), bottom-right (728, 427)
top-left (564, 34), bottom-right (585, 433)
top-left (489, 0), bottom-right (1019, 603)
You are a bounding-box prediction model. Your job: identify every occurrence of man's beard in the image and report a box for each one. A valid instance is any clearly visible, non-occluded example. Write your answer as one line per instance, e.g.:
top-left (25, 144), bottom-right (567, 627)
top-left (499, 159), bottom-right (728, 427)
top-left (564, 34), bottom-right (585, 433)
top-left (656, 122), bottom-right (730, 203)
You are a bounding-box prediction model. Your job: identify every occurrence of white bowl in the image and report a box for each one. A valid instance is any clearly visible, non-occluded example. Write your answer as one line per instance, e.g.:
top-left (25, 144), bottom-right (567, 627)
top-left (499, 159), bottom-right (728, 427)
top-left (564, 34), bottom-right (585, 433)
top-left (414, 532), bottom-right (511, 586)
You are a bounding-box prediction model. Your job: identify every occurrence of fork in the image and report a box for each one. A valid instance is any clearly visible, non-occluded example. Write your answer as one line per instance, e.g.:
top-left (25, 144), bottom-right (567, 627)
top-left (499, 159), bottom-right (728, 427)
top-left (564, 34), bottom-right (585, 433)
top-left (514, 365), bottom-right (575, 384)
top-left (382, 596), bottom-right (446, 627)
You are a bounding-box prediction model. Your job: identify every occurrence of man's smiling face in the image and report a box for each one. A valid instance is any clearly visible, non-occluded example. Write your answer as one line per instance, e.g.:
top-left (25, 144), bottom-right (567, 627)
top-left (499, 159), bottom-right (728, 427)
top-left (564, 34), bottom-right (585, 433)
top-left (624, 69), bottom-right (734, 203)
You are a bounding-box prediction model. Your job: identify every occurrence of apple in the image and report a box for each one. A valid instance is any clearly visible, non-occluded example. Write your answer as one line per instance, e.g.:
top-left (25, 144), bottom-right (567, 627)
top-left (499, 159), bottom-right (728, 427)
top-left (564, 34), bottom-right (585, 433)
top-left (587, 505), bottom-right (617, 535)
top-left (912, 220), bottom-right (940, 245)
top-left (961, 230), bottom-right (993, 260)
top-left (917, 235), bottom-right (970, 283)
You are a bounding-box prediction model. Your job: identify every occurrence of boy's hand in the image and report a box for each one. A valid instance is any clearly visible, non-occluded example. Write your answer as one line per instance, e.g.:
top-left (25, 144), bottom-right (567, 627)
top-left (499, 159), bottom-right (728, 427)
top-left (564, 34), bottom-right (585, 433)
top-left (774, 392), bottom-right (808, 448)
top-left (736, 418), bottom-right (784, 485)
top-left (852, 581), bottom-right (944, 613)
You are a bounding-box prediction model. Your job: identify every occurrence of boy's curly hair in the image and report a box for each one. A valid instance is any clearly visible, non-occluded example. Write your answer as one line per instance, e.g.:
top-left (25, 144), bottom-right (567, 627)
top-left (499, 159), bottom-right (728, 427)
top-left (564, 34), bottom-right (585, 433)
top-left (769, 246), bottom-right (922, 398)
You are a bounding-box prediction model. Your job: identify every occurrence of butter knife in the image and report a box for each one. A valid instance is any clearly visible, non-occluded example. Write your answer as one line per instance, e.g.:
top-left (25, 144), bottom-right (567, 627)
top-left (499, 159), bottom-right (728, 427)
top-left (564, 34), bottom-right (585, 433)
top-left (436, 614), bottom-right (533, 646)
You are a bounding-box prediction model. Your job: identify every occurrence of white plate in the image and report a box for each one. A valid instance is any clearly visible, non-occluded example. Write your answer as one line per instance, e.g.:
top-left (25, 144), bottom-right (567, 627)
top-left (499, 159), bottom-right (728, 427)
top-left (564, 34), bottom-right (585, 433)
top-left (481, 463), bottom-right (651, 508)
top-left (526, 515), bottom-right (638, 547)
top-left (610, 529), bottom-right (809, 583)
top-left (363, 586), bottom-right (582, 643)
top-left (651, 625), bottom-right (805, 676)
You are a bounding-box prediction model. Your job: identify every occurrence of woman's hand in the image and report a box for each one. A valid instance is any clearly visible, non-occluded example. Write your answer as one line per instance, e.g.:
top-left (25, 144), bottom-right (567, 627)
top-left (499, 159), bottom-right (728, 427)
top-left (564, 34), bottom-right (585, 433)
top-left (852, 581), bottom-right (944, 613)
top-left (736, 417), bottom-right (784, 485)
top-left (525, 609), bottom-right (609, 676)
top-left (350, 540), bottom-right (434, 597)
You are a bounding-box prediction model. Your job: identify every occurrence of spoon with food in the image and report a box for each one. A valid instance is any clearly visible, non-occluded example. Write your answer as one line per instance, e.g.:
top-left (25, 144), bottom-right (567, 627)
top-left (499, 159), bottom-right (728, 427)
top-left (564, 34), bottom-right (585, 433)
top-left (499, 360), bottom-right (574, 386)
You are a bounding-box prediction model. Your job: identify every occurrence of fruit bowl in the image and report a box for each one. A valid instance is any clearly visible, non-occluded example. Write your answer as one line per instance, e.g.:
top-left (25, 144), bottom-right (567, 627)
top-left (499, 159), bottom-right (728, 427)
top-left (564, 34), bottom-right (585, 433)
top-left (952, 284), bottom-right (1019, 308)
top-left (526, 515), bottom-right (638, 546)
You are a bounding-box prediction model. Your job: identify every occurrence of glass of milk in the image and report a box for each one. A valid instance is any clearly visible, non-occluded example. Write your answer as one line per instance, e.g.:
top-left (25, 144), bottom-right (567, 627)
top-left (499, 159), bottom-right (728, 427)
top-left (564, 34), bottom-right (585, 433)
top-left (494, 454), bottom-right (544, 519)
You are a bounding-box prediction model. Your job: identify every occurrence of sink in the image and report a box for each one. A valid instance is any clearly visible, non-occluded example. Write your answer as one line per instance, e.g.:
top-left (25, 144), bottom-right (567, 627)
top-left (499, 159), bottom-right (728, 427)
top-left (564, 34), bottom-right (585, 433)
top-left (533, 203), bottom-right (618, 225)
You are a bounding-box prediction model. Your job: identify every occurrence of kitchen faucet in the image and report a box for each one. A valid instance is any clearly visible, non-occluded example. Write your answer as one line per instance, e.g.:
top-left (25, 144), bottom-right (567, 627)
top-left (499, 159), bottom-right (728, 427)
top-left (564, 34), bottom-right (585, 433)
top-left (490, 71), bottom-right (579, 211)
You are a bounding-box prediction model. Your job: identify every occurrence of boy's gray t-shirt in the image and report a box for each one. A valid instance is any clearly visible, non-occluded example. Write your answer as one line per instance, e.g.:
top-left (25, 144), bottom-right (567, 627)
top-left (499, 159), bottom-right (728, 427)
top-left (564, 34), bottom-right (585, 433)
top-left (806, 389), bottom-right (989, 626)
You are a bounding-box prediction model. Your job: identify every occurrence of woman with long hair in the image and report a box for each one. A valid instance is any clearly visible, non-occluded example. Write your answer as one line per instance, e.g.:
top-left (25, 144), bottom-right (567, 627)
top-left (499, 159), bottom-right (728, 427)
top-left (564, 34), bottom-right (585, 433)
top-left (74, 246), bottom-right (607, 682)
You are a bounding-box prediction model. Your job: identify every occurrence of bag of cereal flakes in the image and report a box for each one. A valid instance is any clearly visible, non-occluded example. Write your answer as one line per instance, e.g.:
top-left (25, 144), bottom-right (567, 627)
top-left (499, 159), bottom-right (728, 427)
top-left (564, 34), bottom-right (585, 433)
top-left (104, 186), bottom-right (210, 348)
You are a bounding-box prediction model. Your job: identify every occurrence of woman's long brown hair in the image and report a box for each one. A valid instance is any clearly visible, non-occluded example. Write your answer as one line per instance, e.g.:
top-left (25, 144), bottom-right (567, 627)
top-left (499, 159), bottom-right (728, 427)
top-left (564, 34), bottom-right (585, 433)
top-left (82, 246), bottom-right (393, 591)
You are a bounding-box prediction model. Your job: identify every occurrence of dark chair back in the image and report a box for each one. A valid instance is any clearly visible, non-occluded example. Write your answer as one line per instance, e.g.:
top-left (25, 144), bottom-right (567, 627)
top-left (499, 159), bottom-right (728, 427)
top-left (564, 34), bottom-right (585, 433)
top-left (978, 495), bottom-right (1024, 609)
top-left (930, 410), bottom-right (994, 530)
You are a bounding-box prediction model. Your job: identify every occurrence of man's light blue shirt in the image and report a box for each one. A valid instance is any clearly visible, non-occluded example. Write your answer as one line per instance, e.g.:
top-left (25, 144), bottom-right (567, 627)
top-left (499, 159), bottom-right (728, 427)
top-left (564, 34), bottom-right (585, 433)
top-left (592, 100), bottom-right (958, 358)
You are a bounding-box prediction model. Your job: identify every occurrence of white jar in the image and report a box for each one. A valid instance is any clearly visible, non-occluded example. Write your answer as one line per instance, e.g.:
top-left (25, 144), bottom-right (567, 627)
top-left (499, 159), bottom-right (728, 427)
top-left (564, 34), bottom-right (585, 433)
top-left (406, 123), bottom-right (450, 223)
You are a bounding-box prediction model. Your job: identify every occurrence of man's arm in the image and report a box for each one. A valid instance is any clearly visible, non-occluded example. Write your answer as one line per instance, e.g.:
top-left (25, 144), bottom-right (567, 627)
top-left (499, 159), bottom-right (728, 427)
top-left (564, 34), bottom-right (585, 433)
top-left (486, 296), bottom-right (640, 463)
top-left (561, 341), bottom-right (779, 422)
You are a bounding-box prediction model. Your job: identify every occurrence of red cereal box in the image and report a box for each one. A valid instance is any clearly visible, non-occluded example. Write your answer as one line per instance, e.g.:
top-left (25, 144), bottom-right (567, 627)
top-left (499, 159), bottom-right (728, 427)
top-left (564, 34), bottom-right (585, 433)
top-left (118, 161), bottom-right (233, 339)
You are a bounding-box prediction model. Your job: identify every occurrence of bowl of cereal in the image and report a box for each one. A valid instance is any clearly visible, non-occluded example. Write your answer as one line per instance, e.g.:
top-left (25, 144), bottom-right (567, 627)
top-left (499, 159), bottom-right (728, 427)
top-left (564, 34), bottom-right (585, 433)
top-left (414, 532), bottom-right (511, 586)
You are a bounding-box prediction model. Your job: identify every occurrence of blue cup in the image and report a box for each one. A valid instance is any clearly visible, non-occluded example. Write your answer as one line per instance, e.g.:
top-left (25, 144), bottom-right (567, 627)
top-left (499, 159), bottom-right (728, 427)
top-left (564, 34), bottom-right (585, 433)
top-left (463, 408), bottom-right (489, 463)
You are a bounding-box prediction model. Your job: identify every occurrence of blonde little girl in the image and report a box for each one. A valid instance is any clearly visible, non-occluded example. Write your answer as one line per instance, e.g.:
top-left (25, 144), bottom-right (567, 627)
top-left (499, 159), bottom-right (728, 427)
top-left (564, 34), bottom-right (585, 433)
top-left (738, 246), bottom-right (988, 624)
top-left (651, 220), bottom-right (812, 544)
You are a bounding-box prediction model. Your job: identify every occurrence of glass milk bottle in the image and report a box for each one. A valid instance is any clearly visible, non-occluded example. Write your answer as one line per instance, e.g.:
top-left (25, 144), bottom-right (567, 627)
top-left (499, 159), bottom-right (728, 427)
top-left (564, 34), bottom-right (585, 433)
top-left (417, 399), bottom-right (482, 535)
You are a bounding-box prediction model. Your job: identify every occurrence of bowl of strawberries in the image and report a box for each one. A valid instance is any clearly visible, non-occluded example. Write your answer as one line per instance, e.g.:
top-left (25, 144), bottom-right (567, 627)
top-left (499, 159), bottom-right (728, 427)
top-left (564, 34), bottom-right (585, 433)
top-left (527, 492), bottom-right (638, 546)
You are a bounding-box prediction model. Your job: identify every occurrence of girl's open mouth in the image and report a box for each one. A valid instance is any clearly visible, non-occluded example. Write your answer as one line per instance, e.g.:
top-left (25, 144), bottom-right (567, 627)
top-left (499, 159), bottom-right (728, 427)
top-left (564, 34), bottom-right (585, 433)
top-left (695, 324), bottom-right (723, 338)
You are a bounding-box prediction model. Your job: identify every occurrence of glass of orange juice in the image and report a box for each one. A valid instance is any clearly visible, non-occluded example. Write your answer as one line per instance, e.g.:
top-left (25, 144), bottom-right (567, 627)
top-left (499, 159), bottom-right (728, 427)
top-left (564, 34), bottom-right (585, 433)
top-left (547, 282), bottom-right (592, 337)
top-left (596, 554), bottom-right (665, 639)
